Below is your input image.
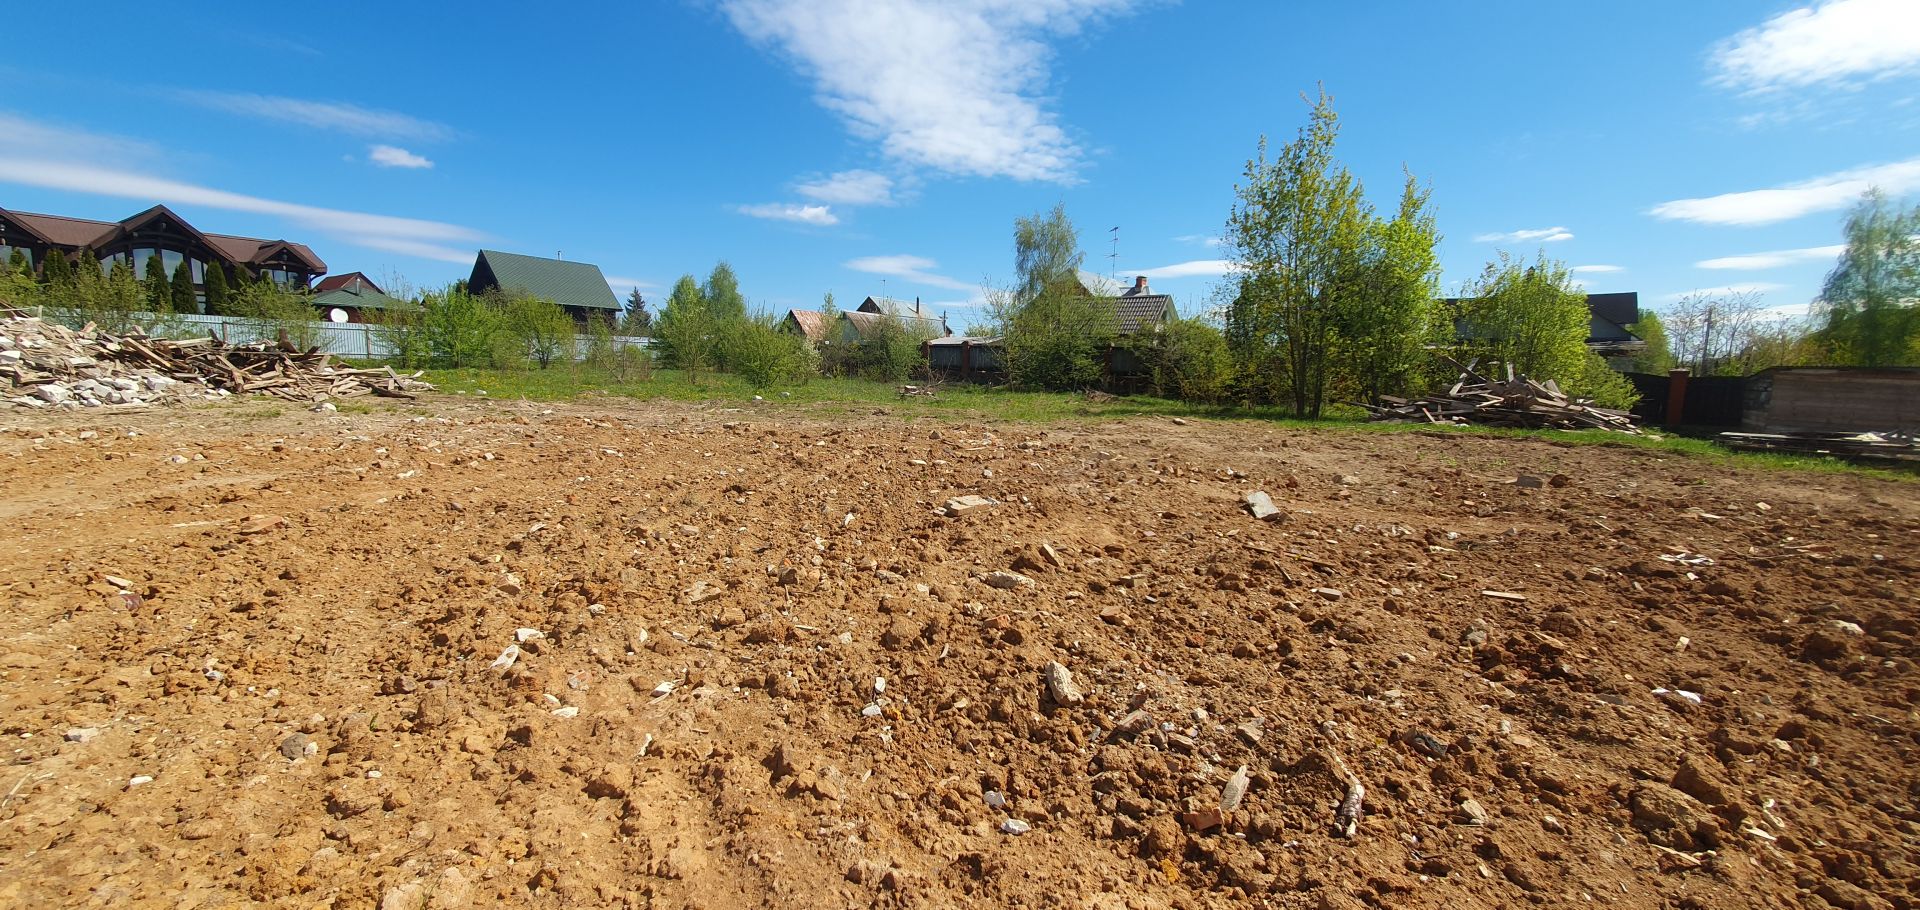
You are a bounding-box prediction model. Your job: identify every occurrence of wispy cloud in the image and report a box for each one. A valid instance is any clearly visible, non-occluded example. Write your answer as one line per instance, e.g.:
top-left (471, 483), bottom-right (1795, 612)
top-left (1571, 264), bottom-right (1624, 273)
top-left (1124, 259), bottom-right (1239, 279)
top-left (368, 145), bottom-right (433, 169)
top-left (1660, 282), bottom-right (1788, 302)
top-left (1696, 244), bottom-right (1847, 269)
top-left (1173, 234), bottom-right (1224, 247)
top-left (1710, 0), bottom-right (1920, 92)
top-left (795, 169), bottom-right (895, 206)
top-left (720, 0), bottom-right (1137, 182)
top-left (0, 111), bottom-right (159, 164)
top-left (845, 254), bottom-right (977, 291)
top-left (0, 157), bottom-right (484, 262)
top-left (603, 275), bottom-right (657, 297)
top-left (173, 90), bottom-right (455, 142)
top-left (1649, 157), bottom-right (1920, 225)
top-left (1473, 226), bottom-right (1573, 243)
top-left (736, 202), bottom-right (839, 225)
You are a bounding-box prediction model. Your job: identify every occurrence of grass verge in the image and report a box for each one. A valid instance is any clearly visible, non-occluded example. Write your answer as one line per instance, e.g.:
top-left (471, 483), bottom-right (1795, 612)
top-left (423, 366), bottom-right (1913, 480)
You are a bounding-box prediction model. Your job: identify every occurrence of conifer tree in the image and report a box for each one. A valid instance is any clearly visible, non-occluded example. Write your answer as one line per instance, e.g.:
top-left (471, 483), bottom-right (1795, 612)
top-left (203, 261), bottom-right (231, 315)
top-left (7, 248), bottom-right (29, 277)
top-left (170, 260), bottom-right (197, 314)
top-left (42, 250), bottom-right (72, 286)
top-left (143, 254), bottom-right (169, 311)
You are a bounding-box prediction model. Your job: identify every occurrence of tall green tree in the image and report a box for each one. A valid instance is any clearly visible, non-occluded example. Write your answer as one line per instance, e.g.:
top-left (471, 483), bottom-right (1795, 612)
top-left (1336, 172), bottom-right (1442, 404)
top-left (701, 262), bottom-right (746, 323)
top-left (1456, 254), bottom-right (1637, 406)
top-left (654, 274), bottom-right (716, 382)
top-left (170, 260), bottom-right (197, 314)
top-left (202, 261), bottom-right (232, 315)
top-left (991, 203), bottom-right (1113, 390)
top-left (42, 250), bottom-right (72, 286)
top-left (1224, 89), bottom-right (1371, 417)
top-left (1625, 310), bottom-right (1674, 373)
top-left (143, 254), bottom-right (170, 312)
top-left (619, 287), bottom-right (652, 336)
top-left (1816, 190), bottom-right (1920, 366)
top-left (7, 248), bottom-right (29, 278)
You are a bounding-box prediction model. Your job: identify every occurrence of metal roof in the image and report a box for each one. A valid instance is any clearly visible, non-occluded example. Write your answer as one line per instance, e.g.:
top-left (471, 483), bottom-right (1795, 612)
top-left (470, 249), bottom-right (619, 311)
top-left (311, 285), bottom-right (408, 312)
top-left (1110, 294), bottom-right (1176, 335)
top-left (842, 309), bottom-right (948, 339)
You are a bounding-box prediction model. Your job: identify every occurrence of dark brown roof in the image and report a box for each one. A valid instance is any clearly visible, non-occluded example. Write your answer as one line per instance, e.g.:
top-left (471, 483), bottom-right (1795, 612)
top-left (315, 272), bottom-right (384, 294)
top-left (2, 205), bottom-right (326, 273)
top-left (6, 211), bottom-right (119, 247)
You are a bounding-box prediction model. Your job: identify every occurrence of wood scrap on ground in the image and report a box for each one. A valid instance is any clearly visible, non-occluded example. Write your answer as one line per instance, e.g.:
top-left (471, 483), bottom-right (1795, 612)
top-left (2, 314), bottom-right (433, 410)
top-left (1363, 358), bottom-right (1641, 434)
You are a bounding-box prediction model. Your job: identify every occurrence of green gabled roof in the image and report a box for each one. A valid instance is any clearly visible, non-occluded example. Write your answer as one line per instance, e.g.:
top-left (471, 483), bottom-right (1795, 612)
top-left (469, 249), bottom-right (619, 311)
top-left (311, 286), bottom-right (407, 312)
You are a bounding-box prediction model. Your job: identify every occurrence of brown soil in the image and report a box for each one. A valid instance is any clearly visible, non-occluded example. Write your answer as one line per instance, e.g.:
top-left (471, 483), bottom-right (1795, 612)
top-left (1, 398), bottom-right (1916, 910)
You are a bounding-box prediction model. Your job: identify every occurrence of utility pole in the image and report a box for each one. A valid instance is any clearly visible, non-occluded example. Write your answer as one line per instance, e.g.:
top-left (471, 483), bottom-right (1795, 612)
top-left (1108, 226), bottom-right (1119, 283)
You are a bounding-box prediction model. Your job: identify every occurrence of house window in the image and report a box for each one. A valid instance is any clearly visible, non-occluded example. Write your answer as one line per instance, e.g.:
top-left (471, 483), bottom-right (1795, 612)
top-left (191, 258), bottom-right (206, 283)
top-left (131, 247), bottom-right (156, 278)
top-left (161, 249), bottom-right (184, 278)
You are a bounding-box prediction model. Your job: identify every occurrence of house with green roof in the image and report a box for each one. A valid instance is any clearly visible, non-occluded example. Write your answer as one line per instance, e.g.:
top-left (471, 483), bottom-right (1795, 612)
top-left (310, 272), bottom-right (408, 323)
top-left (467, 249), bottom-right (620, 323)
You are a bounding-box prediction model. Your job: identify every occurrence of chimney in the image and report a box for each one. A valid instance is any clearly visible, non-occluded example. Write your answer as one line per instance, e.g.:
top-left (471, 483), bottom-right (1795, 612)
top-left (1134, 276), bottom-right (1149, 293)
top-left (915, 296), bottom-right (922, 317)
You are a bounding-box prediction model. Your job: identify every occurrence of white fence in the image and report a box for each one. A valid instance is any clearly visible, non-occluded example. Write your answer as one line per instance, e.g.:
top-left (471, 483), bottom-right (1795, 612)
top-left (169, 314), bottom-right (650, 362)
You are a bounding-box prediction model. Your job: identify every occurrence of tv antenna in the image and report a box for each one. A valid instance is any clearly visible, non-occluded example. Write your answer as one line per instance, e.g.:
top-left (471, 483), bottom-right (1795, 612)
top-left (1108, 226), bottom-right (1119, 282)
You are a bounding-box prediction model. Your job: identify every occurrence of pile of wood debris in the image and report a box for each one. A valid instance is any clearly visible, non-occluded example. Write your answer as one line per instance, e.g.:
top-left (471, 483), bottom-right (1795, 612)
top-left (2, 314), bottom-right (433, 411)
top-left (1364, 361), bottom-right (1641, 434)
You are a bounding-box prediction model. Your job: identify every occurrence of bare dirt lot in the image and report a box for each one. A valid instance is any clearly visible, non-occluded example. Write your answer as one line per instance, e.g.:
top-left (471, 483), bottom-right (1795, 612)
top-left (1, 397), bottom-right (1916, 910)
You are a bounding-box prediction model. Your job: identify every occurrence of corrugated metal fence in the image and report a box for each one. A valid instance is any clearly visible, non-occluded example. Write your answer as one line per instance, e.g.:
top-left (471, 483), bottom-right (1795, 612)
top-left (169, 314), bottom-right (649, 362)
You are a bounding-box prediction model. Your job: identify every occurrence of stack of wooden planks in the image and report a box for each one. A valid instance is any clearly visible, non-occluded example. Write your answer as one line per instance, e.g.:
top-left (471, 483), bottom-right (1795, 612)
top-left (1364, 360), bottom-right (1641, 434)
top-left (3, 314), bottom-right (432, 410)
top-left (108, 330), bottom-right (433, 401)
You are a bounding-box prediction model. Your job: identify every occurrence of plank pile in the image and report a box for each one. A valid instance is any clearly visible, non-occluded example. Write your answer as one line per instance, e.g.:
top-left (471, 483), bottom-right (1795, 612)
top-left (1364, 361), bottom-right (1641, 434)
top-left (2, 314), bottom-right (433, 411)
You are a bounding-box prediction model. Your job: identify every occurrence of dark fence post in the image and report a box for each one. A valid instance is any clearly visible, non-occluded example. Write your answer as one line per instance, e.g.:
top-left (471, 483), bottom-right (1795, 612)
top-left (1666, 369), bottom-right (1690, 427)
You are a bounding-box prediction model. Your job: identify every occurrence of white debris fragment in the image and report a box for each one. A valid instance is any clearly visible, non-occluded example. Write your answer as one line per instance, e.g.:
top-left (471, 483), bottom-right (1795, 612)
top-left (489, 645), bottom-right (521, 672)
top-left (651, 681), bottom-right (676, 698)
top-left (1221, 764), bottom-right (1251, 812)
top-left (552, 706), bottom-right (580, 719)
top-left (515, 627), bottom-right (545, 643)
top-left (1044, 661), bottom-right (1084, 706)
top-left (1000, 818), bottom-right (1031, 835)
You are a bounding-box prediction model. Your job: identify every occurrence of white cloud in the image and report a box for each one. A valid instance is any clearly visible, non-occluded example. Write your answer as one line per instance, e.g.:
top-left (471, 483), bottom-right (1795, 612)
top-left (0, 111), bottom-right (159, 164)
top-left (1173, 234), bottom-right (1224, 247)
top-left (368, 145), bottom-right (433, 169)
top-left (1659, 282), bottom-right (1788, 302)
top-left (174, 90), bottom-right (455, 142)
top-left (603, 275), bottom-right (656, 291)
top-left (720, 0), bottom-right (1136, 182)
top-left (845, 253), bottom-right (977, 291)
top-left (1649, 157), bottom-right (1920, 225)
top-left (1473, 226), bottom-right (1574, 243)
top-left (736, 202), bottom-right (839, 225)
top-left (1123, 259), bottom-right (1239, 279)
top-left (0, 157), bottom-right (484, 262)
top-left (1710, 0), bottom-right (1920, 92)
top-left (1696, 244), bottom-right (1847, 269)
top-left (795, 169), bottom-right (895, 206)
top-left (1571, 264), bottom-right (1624, 273)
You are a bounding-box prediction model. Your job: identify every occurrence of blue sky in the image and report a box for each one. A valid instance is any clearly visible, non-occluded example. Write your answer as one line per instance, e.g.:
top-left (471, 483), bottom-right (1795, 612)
top-left (3, 0), bottom-right (1917, 327)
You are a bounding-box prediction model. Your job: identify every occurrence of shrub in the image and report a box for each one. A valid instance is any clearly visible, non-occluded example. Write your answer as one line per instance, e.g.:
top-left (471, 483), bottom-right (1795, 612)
top-left (502, 294), bottom-right (575, 369)
top-left (724, 315), bottom-right (816, 388)
top-left (423, 286), bottom-right (505, 368)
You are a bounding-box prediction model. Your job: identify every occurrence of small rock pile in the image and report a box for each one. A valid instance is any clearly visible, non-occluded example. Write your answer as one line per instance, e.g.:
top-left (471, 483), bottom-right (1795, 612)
top-left (2, 314), bottom-right (433, 411)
